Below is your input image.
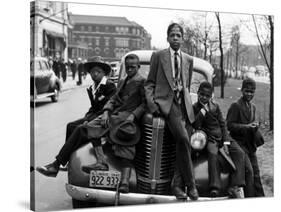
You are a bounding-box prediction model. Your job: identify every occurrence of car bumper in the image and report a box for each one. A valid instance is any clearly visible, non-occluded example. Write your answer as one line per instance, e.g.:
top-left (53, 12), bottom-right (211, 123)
top-left (65, 183), bottom-right (228, 205)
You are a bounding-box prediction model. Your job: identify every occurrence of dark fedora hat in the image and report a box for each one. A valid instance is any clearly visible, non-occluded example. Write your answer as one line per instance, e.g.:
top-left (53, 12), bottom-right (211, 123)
top-left (84, 56), bottom-right (111, 75)
top-left (109, 121), bottom-right (141, 146)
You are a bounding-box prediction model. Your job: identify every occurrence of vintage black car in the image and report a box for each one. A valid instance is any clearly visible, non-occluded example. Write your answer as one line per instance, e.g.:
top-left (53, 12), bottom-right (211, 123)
top-left (66, 50), bottom-right (232, 208)
top-left (30, 57), bottom-right (61, 102)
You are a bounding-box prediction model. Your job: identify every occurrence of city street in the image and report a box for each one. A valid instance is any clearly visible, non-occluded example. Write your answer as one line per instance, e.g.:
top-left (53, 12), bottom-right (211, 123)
top-left (32, 85), bottom-right (90, 211)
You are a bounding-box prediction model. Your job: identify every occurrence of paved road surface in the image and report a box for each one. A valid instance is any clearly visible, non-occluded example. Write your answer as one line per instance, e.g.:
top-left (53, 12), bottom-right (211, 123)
top-left (31, 86), bottom-right (89, 211)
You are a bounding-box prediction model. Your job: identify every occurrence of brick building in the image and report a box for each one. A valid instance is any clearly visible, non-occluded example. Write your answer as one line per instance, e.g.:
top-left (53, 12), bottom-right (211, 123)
top-left (68, 14), bottom-right (151, 61)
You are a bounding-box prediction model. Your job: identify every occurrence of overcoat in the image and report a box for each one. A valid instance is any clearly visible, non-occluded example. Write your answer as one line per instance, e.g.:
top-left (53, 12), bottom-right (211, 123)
top-left (86, 72), bottom-right (146, 144)
top-left (226, 97), bottom-right (264, 153)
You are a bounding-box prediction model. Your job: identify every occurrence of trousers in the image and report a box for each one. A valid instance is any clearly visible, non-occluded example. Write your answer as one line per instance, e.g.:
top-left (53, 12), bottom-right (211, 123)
top-left (166, 101), bottom-right (196, 189)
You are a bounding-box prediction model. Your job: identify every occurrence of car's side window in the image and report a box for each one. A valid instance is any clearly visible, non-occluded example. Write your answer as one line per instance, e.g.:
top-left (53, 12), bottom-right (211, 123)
top-left (35, 61), bottom-right (41, 71)
top-left (41, 61), bottom-right (48, 71)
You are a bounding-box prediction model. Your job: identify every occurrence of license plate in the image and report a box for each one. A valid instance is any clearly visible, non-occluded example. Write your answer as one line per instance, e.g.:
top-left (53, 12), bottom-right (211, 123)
top-left (89, 170), bottom-right (121, 188)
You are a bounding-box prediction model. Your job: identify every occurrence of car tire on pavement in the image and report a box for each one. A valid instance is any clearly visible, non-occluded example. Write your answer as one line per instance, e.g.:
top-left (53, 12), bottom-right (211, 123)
top-left (72, 199), bottom-right (99, 209)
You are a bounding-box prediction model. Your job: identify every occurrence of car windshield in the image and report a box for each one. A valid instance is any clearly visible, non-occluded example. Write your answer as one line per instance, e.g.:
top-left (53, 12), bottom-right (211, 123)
top-left (190, 71), bottom-right (207, 94)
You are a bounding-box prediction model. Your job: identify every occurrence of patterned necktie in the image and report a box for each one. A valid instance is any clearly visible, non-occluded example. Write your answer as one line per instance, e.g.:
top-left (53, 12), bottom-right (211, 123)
top-left (174, 51), bottom-right (179, 79)
top-left (174, 52), bottom-right (181, 104)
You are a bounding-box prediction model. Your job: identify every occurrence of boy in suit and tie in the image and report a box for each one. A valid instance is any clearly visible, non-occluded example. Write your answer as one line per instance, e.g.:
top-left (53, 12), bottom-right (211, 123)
top-left (65, 57), bottom-right (117, 141)
top-left (145, 23), bottom-right (198, 200)
top-left (226, 78), bottom-right (265, 197)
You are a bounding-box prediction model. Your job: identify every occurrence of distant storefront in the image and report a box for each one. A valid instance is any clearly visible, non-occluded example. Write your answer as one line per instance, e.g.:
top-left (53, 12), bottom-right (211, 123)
top-left (30, 1), bottom-right (70, 61)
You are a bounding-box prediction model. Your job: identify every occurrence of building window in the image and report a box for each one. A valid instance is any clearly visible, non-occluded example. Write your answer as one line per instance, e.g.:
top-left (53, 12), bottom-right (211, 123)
top-left (95, 47), bottom-right (101, 55)
top-left (104, 37), bottom-right (110, 46)
top-left (104, 48), bottom-right (109, 55)
top-left (87, 37), bottom-right (92, 45)
top-left (80, 36), bottom-right (85, 42)
top-left (88, 25), bottom-right (92, 32)
top-left (115, 38), bottom-right (129, 47)
top-left (115, 26), bottom-right (119, 33)
top-left (95, 38), bottom-right (100, 46)
top-left (105, 26), bottom-right (109, 32)
top-left (81, 25), bottom-right (84, 31)
top-left (132, 28), bottom-right (136, 35)
top-left (96, 26), bottom-right (100, 32)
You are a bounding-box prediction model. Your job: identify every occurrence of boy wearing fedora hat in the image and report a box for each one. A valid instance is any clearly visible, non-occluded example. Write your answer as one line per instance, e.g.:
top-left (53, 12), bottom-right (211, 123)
top-left (227, 78), bottom-right (265, 197)
top-left (82, 53), bottom-right (146, 193)
top-left (65, 57), bottom-right (117, 141)
top-left (36, 57), bottom-right (116, 175)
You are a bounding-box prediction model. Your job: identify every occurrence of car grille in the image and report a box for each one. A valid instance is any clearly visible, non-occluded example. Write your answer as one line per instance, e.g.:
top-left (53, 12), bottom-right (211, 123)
top-left (135, 116), bottom-right (176, 195)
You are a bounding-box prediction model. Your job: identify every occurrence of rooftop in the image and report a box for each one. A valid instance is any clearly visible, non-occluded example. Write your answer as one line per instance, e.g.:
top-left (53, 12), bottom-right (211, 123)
top-left (69, 14), bottom-right (139, 27)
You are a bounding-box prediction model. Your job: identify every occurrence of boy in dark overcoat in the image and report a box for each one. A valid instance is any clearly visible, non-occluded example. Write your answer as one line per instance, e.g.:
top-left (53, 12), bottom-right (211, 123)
top-left (226, 78), bottom-right (265, 197)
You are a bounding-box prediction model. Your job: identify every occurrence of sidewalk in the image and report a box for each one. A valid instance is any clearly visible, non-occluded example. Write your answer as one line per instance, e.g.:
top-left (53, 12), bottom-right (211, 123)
top-left (60, 73), bottom-right (92, 92)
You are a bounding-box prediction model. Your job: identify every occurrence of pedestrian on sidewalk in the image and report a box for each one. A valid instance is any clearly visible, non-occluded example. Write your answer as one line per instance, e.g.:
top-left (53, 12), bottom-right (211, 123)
top-left (70, 59), bottom-right (77, 80)
top-left (61, 58), bottom-right (67, 82)
top-left (77, 58), bottom-right (83, 85)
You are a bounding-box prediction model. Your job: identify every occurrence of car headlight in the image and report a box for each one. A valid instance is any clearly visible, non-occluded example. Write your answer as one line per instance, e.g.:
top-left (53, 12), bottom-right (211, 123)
top-left (190, 130), bottom-right (207, 150)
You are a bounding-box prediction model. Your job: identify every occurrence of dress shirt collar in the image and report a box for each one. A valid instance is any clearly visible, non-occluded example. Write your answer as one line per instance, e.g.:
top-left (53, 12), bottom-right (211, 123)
top-left (169, 47), bottom-right (181, 57)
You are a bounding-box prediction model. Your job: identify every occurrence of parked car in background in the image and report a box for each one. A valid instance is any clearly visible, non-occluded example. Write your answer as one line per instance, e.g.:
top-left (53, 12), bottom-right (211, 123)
top-left (30, 57), bottom-right (61, 102)
top-left (242, 66), bottom-right (256, 80)
top-left (66, 50), bottom-right (234, 208)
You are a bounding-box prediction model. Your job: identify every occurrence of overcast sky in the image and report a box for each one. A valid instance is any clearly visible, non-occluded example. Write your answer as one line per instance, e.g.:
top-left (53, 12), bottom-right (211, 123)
top-left (67, 1), bottom-right (268, 49)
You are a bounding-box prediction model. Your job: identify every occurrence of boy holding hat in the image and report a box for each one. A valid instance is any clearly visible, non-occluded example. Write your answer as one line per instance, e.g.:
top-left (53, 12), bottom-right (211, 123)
top-left (227, 78), bottom-right (265, 197)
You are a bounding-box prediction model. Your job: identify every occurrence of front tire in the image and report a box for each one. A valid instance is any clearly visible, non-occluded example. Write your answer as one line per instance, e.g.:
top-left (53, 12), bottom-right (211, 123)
top-left (72, 199), bottom-right (99, 209)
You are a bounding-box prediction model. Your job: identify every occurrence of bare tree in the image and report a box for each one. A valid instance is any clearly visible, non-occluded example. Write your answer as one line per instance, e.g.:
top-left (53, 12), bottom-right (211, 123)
top-left (252, 15), bottom-right (274, 130)
top-left (230, 25), bottom-right (241, 78)
top-left (215, 12), bottom-right (225, 98)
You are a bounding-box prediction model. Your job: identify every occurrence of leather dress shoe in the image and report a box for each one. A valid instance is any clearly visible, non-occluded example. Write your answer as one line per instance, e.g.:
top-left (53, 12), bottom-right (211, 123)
top-left (36, 162), bottom-right (59, 177)
top-left (82, 162), bottom-right (109, 173)
top-left (172, 186), bottom-right (187, 200)
top-left (119, 183), bottom-right (129, 193)
top-left (210, 189), bottom-right (219, 197)
top-left (228, 186), bottom-right (244, 198)
top-left (187, 187), bottom-right (199, 200)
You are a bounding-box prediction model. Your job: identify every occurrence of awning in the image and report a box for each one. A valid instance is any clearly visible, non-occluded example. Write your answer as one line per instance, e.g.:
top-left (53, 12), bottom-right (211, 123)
top-left (44, 29), bottom-right (65, 38)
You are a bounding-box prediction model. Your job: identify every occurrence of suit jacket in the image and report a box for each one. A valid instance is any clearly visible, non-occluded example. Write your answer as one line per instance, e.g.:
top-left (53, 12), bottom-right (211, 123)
top-left (193, 100), bottom-right (231, 147)
top-left (144, 49), bottom-right (195, 123)
top-left (226, 97), bottom-right (264, 152)
top-left (103, 72), bottom-right (146, 121)
top-left (85, 79), bottom-right (116, 119)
